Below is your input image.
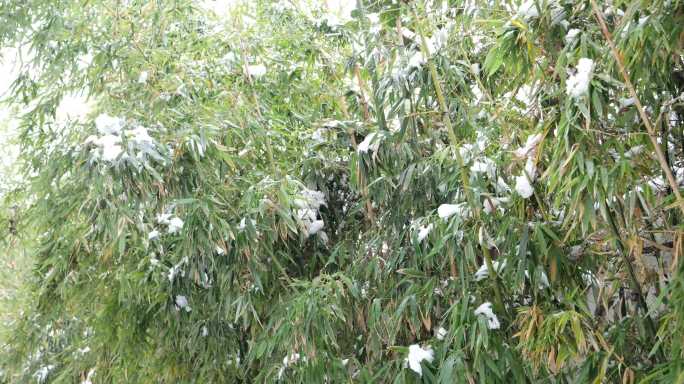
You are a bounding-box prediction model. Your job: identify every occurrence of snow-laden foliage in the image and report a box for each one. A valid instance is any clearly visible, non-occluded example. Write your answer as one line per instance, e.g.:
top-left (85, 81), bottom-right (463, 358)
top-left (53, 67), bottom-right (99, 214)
top-left (1, 0), bottom-right (684, 382)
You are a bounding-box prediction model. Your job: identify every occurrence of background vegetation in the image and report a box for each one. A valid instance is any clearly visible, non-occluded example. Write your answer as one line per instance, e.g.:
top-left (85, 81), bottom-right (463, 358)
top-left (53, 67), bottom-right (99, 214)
top-left (1, 0), bottom-right (683, 382)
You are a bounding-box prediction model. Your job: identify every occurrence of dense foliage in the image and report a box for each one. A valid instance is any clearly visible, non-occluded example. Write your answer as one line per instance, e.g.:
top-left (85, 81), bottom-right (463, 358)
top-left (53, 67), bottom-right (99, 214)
top-left (1, 0), bottom-right (684, 382)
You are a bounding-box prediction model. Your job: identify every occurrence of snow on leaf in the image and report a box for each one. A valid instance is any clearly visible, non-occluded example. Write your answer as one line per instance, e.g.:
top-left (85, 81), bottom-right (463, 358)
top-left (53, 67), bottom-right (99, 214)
top-left (496, 177), bottom-right (511, 193)
top-left (619, 97), bottom-right (635, 108)
top-left (94, 134), bottom-right (123, 161)
top-left (238, 217), bottom-right (255, 230)
top-left (513, 133), bottom-right (543, 159)
top-left (81, 369), bottom-right (96, 384)
top-left (167, 217), bottom-right (184, 234)
top-left (246, 64), bottom-right (267, 77)
top-left (278, 352), bottom-right (303, 379)
top-left (357, 132), bottom-right (378, 153)
top-left (168, 257), bottom-right (188, 282)
top-left (301, 188), bottom-right (326, 209)
top-left (94, 113), bottom-right (124, 135)
top-left (404, 344), bottom-right (434, 376)
top-left (516, 0), bottom-right (539, 20)
top-left (524, 158), bottom-right (538, 181)
top-left (459, 143), bottom-right (477, 164)
top-left (416, 224), bottom-right (433, 242)
top-left (515, 175), bottom-right (534, 199)
top-left (474, 302), bottom-right (500, 329)
top-left (126, 126), bottom-right (154, 146)
top-left (307, 220), bottom-right (325, 236)
top-left (175, 295), bottom-right (191, 312)
top-left (57, 93), bottom-right (93, 123)
top-left (438, 203), bottom-right (468, 220)
top-left (564, 28), bottom-right (580, 45)
top-left (408, 51), bottom-right (426, 68)
top-left (566, 58), bottom-right (594, 98)
top-left (525, 269), bottom-right (550, 289)
top-left (148, 230), bottom-right (160, 240)
top-left (470, 157), bottom-right (496, 177)
top-left (33, 365), bottom-right (55, 383)
top-left (474, 259), bottom-right (507, 281)
top-left (483, 197), bottom-right (508, 214)
top-left (624, 145), bottom-right (645, 158)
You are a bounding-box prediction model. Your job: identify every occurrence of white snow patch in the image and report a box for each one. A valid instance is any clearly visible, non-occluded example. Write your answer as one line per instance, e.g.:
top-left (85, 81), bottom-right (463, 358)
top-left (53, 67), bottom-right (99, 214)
top-left (619, 97), bottom-right (635, 108)
top-left (307, 220), bottom-right (325, 236)
top-left (175, 295), bottom-right (191, 312)
top-left (416, 224), bottom-right (433, 242)
top-left (138, 71), bottom-right (149, 84)
top-left (515, 175), bottom-right (534, 199)
top-left (404, 344), bottom-right (434, 376)
top-left (33, 365), bottom-right (55, 383)
top-left (474, 260), bottom-right (507, 281)
top-left (167, 217), bottom-right (184, 233)
top-left (566, 58), bottom-right (594, 98)
top-left (516, 0), bottom-right (539, 20)
top-left (125, 125), bottom-right (154, 146)
top-left (81, 368), bottom-right (96, 384)
top-left (87, 134), bottom-right (123, 162)
top-left (565, 28), bottom-right (580, 44)
top-left (357, 132), bottom-right (378, 153)
top-left (438, 203), bottom-right (469, 220)
top-left (57, 93), bottom-right (94, 123)
top-left (474, 302), bottom-right (500, 329)
top-left (95, 113), bottom-right (124, 135)
top-left (470, 157), bottom-right (496, 177)
top-left (246, 64), bottom-right (267, 78)
top-left (514, 133), bottom-right (543, 159)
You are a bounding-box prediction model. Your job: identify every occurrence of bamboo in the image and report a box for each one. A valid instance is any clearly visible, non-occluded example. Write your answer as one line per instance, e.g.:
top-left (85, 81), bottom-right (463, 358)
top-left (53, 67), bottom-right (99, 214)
top-left (413, 6), bottom-right (507, 315)
top-left (602, 192), bottom-right (663, 361)
top-left (590, 0), bottom-right (684, 215)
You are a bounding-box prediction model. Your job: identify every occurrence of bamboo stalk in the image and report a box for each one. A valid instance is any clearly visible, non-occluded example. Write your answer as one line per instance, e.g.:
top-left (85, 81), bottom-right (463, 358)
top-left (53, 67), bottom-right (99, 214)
top-left (602, 193), bottom-right (663, 361)
top-left (340, 93), bottom-right (376, 224)
top-left (412, 8), bottom-right (479, 217)
top-left (412, 6), bottom-right (507, 314)
top-left (239, 39), bottom-right (278, 177)
top-left (590, 0), bottom-right (684, 215)
top-left (354, 63), bottom-right (372, 122)
top-left (482, 233), bottom-right (507, 316)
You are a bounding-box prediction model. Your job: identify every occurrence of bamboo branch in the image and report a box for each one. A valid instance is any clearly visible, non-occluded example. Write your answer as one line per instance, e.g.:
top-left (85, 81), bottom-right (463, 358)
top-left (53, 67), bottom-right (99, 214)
top-left (412, 6), bottom-right (507, 314)
top-left (339, 92), bottom-right (375, 224)
top-left (239, 39), bottom-right (278, 177)
top-left (602, 193), bottom-right (663, 361)
top-left (354, 63), bottom-right (372, 122)
top-left (481, 230), bottom-right (507, 316)
top-left (412, 7), bottom-right (479, 218)
top-left (590, 0), bottom-right (684, 215)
